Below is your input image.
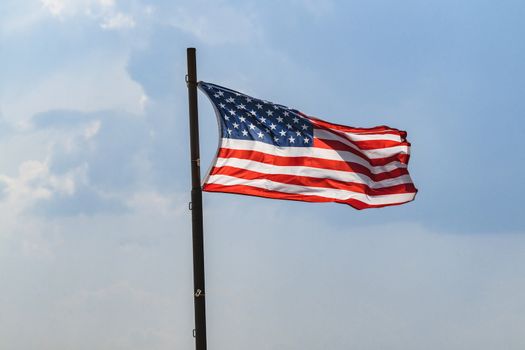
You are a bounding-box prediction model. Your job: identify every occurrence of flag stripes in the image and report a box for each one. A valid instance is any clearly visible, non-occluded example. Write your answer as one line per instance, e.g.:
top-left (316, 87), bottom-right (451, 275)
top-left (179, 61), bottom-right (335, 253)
top-left (209, 166), bottom-right (417, 196)
top-left (199, 81), bottom-right (417, 209)
top-left (213, 149), bottom-right (410, 183)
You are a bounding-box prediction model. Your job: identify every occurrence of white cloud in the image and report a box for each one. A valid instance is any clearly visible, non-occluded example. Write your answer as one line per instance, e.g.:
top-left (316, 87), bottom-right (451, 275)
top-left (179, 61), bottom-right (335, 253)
top-left (38, 0), bottom-right (136, 31)
top-left (1, 53), bottom-right (145, 127)
top-left (139, 94), bottom-right (149, 111)
top-left (169, 2), bottom-right (261, 45)
top-left (83, 119), bottom-right (101, 140)
top-left (0, 161), bottom-right (53, 201)
top-left (100, 12), bottom-right (136, 30)
top-left (2, 194), bottom-right (523, 350)
top-left (40, 0), bottom-right (66, 16)
top-left (0, 2), bottom-right (48, 35)
top-left (0, 187), bottom-right (192, 348)
top-left (0, 157), bottom-right (85, 252)
top-left (0, 160), bottom-right (84, 203)
top-left (97, 0), bottom-right (115, 8)
top-left (39, 0), bottom-right (96, 18)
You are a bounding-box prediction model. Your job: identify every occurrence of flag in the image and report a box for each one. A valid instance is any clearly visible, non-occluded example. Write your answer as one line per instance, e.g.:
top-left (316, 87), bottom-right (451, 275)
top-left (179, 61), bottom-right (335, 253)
top-left (198, 82), bottom-right (417, 209)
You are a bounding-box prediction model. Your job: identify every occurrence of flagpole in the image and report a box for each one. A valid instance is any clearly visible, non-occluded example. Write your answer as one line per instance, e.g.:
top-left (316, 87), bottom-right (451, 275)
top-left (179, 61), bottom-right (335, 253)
top-left (186, 47), bottom-right (207, 350)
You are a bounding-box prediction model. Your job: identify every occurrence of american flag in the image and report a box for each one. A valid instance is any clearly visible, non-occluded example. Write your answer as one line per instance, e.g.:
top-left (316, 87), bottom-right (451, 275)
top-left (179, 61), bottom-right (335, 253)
top-left (198, 82), bottom-right (417, 209)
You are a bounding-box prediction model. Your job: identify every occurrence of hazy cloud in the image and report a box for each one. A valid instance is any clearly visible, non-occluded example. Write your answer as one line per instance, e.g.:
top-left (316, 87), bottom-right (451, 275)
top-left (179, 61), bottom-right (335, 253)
top-left (100, 12), bottom-right (135, 30)
top-left (2, 53), bottom-right (145, 127)
top-left (1, 1), bottom-right (524, 349)
top-left (166, 1), bottom-right (261, 45)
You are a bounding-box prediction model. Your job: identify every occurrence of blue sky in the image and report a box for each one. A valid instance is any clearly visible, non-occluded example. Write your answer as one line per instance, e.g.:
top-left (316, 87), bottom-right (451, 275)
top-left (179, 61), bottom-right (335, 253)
top-left (1, 0), bottom-right (524, 349)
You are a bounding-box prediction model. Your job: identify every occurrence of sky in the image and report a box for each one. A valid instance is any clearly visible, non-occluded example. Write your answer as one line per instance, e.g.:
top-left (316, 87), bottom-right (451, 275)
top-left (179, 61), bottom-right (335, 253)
top-left (0, 0), bottom-right (524, 349)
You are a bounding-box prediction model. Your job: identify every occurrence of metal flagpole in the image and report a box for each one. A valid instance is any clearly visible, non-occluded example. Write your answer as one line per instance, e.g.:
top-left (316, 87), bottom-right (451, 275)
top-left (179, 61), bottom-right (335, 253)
top-left (186, 47), bottom-right (207, 350)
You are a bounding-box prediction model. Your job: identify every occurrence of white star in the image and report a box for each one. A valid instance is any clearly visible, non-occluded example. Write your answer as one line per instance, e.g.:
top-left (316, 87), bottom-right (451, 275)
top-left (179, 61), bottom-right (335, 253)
top-left (266, 110), bottom-right (273, 116)
top-left (224, 115), bottom-right (230, 121)
top-left (284, 111), bottom-right (289, 116)
top-left (295, 131), bottom-right (301, 136)
top-left (269, 123), bottom-right (277, 130)
top-left (246, 97), bottom-right (252, 102)
top-left (242, 130), bottom-right (248, 136)
top-left (276, 116), bottom-right (284, 123)
top-left (260, 116), bottom-right (267, 123)
top-left (257, 131), bottom-right (264, 139)
top-left (237, 103), bottom-right (246, 109)
top-left (206, 84), bottom-right (213, 90)
top-left (214, 93), bottom-right (220, 98)
top-left (227, 128), bottom-right (232, 135)
top-left (274, 136), bottom-right (280, 142)
top-left (218, 91), bottom-right (224, 96)
top-left (219, 103), bottom-right (226, 108)
top-left (304, 137), bottom-right (310, 143)
top-left (256, 103), bottom-right (263, 109)
top-left (229, 109), bottom-right (236, 115)
top-left (273, 105), bottom-right (279, 110)
top-left (293, 117), bottom-right (299, 123)
top-left (227, 97), bottom-right (235, 103)
top-left (234, 92), bottom-right (241, 96)
top-left (250, 110), bottom-right (257, 115)
top-left (301, 124), bottom-right (308, 130)
top-left (249, 123), bottom-right (256, 130)
top-left (279, 130), bottom-right (286, 136)
top-left (289, 136), bottom-right (295, 143)
top-left (239, 116), bottom-right (246, 122)
top-left (233, 122), bottom-right (239, 129)
top-left (286, 123), bottom-right (292, 129)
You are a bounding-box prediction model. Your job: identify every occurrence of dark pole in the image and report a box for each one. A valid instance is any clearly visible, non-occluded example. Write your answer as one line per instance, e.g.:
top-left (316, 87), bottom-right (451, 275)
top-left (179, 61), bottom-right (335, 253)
top-left (187, 47), bottom-right (207, 350)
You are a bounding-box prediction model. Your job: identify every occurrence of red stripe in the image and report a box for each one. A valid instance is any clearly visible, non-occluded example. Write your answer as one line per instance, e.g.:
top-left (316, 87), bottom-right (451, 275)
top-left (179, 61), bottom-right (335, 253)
top-left (203, 183), bottom-right (414, 210)
top-left (217, 148), bottom-right (409, 181)
top-left (305, 114), bottom-right (407, 139)
top-left (209, 165), bottom-right (418, 196)
top-left (313, 139), bottom-right (410, 165)
top-left (314, 127), bottom-right (410, 150)
top-left (345, 139), bottom-right (410, 150)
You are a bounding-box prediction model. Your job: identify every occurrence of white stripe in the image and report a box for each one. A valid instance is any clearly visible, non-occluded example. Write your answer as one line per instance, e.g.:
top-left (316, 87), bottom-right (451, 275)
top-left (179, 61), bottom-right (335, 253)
top-left (207, 175), bottom-right (416, 205)
top-left (220, 138), bottom-right (407, 172)
top-left (308, 118), bottom-right (404, 142)
top-left (315, 129), bottom-right (409, 157)
top-left (342, 132), bottom-right (402, 142)
top-left (213, 157), bottom-right (413, 188)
